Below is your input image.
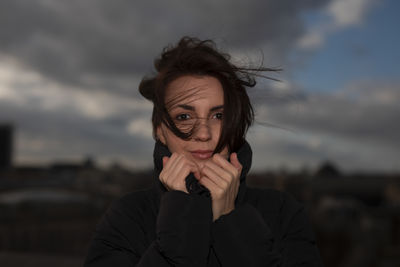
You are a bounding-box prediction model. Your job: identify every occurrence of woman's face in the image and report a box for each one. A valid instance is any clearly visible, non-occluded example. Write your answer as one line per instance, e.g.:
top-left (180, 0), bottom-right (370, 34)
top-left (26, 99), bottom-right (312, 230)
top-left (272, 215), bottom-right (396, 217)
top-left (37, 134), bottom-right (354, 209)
top-left (157, 75), bottom-right (229, 169)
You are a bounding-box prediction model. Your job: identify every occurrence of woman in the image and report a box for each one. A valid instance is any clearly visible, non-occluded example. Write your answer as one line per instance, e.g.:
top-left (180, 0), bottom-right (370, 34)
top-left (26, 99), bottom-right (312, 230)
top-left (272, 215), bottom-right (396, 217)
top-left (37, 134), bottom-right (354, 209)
top-left (85, 37), bottom-right (323, 266)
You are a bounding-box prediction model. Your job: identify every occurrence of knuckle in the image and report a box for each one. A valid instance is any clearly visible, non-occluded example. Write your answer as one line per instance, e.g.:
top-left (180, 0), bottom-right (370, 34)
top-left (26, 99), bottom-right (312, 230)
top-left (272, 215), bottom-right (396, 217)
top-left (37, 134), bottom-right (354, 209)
top-left (222, 173), bottom-right (232, 183)
top-left (216, 188), bottom-right (224, 197)
top-left (182, 165), bottom-right (189, 172)
top-left (172, 181), bottom-right (180, 190)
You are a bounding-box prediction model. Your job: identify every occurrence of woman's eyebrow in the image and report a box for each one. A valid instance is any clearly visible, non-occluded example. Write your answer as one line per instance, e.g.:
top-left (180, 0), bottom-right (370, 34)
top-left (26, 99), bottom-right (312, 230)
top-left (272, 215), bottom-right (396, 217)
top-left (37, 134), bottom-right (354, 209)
top-left (177, 104), bottom-right (195, 111)
top-left (210, 105), bottom-right (223, 111)
top-left (176, 104), bottom-right (223, 111)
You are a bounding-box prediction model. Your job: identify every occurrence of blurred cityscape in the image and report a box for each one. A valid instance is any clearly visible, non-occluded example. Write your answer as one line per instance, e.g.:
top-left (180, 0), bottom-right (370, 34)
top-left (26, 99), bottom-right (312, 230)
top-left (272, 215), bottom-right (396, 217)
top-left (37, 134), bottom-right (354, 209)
top-left (1, 124), bottom-right (399, 267)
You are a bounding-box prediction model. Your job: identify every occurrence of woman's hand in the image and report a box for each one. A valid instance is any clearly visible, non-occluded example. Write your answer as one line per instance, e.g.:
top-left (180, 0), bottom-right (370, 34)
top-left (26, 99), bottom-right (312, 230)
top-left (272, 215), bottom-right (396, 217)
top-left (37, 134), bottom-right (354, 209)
top-left (159, 153), bottom-right (201, 194)
top-left (198, 153), bottom-right (242, 221)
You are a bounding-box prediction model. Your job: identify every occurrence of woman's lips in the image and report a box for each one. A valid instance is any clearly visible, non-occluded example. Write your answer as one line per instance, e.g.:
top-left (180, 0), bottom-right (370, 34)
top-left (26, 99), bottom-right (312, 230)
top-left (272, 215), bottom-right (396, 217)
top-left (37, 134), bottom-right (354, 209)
top-left (191, 150), bottom-right (213, 160)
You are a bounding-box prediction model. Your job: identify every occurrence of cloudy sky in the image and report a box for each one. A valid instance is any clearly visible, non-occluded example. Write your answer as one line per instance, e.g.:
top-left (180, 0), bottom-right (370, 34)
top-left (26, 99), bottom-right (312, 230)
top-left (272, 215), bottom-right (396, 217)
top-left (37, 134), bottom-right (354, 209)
top-left (0, 0), bottom-right (399, 173)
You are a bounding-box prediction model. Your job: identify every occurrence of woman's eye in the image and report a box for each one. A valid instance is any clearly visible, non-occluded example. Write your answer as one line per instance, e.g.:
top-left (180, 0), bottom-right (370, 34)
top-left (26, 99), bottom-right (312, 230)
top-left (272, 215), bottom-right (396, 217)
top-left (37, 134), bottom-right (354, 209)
top-left (213, 112), bottom-right (223, 120)
top-left (176, 113), bottom-right (191, 121)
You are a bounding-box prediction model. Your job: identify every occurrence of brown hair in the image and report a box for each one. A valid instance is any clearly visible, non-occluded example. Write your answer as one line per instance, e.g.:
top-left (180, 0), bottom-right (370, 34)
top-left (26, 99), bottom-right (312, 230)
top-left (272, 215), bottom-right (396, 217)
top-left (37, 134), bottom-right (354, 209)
top-left (139, 36), bottom-right (278, 153)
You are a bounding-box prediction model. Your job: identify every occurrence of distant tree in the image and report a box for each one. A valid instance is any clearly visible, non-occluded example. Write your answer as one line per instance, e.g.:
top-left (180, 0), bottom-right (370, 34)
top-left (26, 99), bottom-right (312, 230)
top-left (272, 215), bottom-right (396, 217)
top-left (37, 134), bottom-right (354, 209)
top-left (315, 161), bottom-right (341, 178)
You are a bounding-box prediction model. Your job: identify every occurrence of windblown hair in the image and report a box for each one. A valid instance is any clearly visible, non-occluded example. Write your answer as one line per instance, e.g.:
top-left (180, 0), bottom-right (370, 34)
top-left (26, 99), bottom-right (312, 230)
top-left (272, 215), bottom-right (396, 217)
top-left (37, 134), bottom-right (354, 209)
top-left (139, 36), bottom-right (278, 153)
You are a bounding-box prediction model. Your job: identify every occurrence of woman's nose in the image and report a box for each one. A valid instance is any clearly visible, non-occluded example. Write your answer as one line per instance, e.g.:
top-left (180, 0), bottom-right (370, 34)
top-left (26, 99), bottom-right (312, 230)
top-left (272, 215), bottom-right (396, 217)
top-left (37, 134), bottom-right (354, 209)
top-left (193, 119), bottom-right (211, 141)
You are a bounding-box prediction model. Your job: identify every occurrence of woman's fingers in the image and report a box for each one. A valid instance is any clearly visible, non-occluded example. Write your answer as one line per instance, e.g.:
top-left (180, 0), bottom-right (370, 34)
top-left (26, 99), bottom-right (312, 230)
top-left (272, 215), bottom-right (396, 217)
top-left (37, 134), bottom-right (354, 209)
top-left (193, 170), bottom-right (201, 180)
top-left (165, 155), bottom-right (188, 191)
top-left (199, 153), bottom-right (242, 200)
top-left (159, 153), bottom-right (200, 193)
top-left (169, 156), bottom-right (195, 182)
top-left (204, 160), bottom-right (232, 184)
top-left (201, 163), bottom-right (229, 188)
top-left (160, 153), bottom-right (179, 190)
top-left (202, 153), bottom-right (242, 184)
top-left (230, 152), bottom-right (242, 171)
top-left (197, 153), bottom-right (242, 221)
top-left (211, 153), bottom-right (240, 178)
top-left (163, 156), bottom-right (169, 168)
top-left (198, 176), bottom-right (224, 196)
top-left (166, 153), bottom-right (181, 173)
top-left (160, 152), bottom-right (241, 197)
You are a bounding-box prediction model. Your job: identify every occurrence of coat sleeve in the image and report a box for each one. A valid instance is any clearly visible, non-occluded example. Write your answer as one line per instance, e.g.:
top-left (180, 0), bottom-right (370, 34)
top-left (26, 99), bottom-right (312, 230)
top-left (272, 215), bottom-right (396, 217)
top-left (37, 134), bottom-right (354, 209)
top-left (210, 192), bottom-right (323, 267)
top-left (84, 190), bottom-right (212, 267)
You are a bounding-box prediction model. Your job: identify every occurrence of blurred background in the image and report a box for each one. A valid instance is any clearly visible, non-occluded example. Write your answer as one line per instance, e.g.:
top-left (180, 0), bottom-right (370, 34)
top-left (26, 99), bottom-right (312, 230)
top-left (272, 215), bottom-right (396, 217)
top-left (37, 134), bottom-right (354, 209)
top-left (0, 0), bottom-right (399, 266)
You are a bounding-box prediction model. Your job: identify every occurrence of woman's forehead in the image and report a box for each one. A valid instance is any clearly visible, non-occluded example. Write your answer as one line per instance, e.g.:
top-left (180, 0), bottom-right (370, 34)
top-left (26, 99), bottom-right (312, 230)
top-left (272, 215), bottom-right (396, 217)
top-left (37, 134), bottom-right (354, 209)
top-left (165, 75), bottom-right (224, 107)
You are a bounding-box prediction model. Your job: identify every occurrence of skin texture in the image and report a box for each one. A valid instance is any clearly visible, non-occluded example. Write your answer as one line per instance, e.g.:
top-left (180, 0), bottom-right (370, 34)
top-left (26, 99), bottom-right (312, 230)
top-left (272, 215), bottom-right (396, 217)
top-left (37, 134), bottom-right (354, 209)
top-left (157, 75), bottom-right (242, 221)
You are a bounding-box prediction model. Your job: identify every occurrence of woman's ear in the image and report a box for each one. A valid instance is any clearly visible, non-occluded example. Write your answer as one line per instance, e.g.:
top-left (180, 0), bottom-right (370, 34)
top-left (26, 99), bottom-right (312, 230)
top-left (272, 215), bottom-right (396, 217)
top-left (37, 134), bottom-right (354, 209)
top-left (156, 125), bottom-right (167, 145)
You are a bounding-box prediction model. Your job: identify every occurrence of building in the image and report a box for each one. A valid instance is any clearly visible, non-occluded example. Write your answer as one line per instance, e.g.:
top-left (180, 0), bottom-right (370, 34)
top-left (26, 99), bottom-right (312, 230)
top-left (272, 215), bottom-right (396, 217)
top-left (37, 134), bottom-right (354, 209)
top-left (0, 124), bottom-right (13, 170)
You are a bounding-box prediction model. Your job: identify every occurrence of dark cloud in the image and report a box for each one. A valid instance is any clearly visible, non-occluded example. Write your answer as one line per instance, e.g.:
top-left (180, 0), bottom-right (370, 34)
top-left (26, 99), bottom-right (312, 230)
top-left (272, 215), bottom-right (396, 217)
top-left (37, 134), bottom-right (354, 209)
top-left (0, 99), bottom-right (154, 167)
top-left (0, 0), bottom-right (330, 92)
top-left (256, 81), bottom-right (400, 152)
top-left (247, 81), bottom-right (400, 172)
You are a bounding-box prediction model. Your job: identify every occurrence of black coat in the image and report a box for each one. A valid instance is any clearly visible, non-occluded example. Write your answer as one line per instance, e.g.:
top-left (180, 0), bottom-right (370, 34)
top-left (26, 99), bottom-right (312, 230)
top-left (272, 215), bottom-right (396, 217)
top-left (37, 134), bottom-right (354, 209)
top-left (85, 141), bottom-right (323, 266)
